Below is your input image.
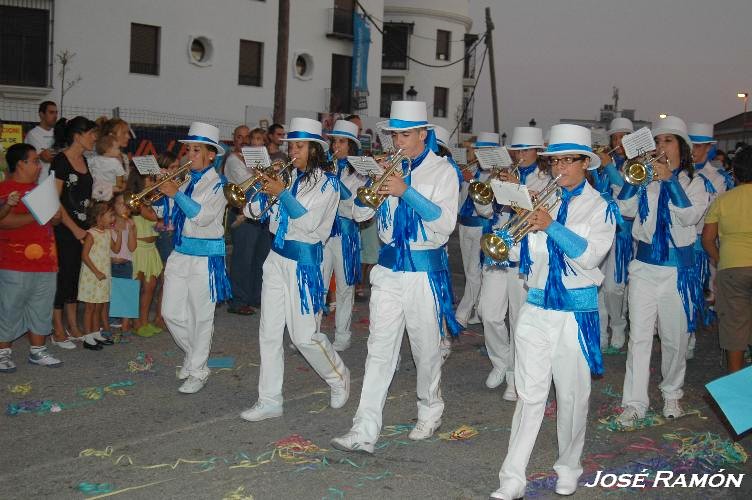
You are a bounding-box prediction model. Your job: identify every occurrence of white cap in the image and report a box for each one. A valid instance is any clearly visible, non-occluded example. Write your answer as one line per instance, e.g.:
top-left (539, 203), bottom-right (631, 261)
top-left (540, 124), bottom-right (600, 170)
top-left (282, 117), bottom-right (329, 151)
top-left (328, 119), bottom-right (361, 149)
top-left (608, 117), bottom-right (634, 135)
top-left (653, 115), bottom-right (692, 147)
top-left (506, 127), bottom-right (545, 150)
top-left (474, 132), bottom-right (500, 148)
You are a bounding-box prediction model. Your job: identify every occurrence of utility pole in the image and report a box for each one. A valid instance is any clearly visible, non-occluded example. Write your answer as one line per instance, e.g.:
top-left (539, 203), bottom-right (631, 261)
top-left (273, 0), bottom-right (290, 125)
top-left (485, 7), bottom-right (499, 133)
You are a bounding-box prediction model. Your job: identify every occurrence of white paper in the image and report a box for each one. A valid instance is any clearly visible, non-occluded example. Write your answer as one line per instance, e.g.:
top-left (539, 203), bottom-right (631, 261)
top-left (375, 120), bottom-right (394, 152)
top-left (21, 174), bottom-right (60, 225)
top-left (475, 147), bottom-right (513, 170)
top-left (490, 180), bottom-right (533, 211)
top-left (449, 147), bottom-right (468, 165)
top-left (240, 146), bottom-right (271, 170)
top-left (347, 156), bottom-right (384, 177)
top-left (132, 155), bottom-right (162, 175)
top-left (622, 127), bottom-right (656, 159)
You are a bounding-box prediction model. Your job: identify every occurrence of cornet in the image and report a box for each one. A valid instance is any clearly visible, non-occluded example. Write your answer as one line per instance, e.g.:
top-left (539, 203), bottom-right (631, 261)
top-left (123, 161), bottom-right (193, 211)
top-left (242, 158), bottom-right (297, 221)
top-left (468, 160), bottom-right (521, 206)
top-left (624, 151), bottom-right (667, 187)
top-left (480, 174), bottom-right (563, 262)
top-left (356, 149), bottom-right (411, 209)
top-left (224, 161), bottom-right (288, 209)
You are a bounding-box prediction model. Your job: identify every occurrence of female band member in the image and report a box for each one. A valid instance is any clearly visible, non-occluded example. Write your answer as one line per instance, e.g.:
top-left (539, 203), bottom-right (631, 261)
top-left (158, 122), bottom-right (231, 394)
top-left (241, 118), bottom-right (349, 422)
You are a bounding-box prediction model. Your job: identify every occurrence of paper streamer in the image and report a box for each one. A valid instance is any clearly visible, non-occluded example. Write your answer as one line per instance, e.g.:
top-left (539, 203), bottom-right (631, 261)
top-left (7, 382), bottom-right (32, 396)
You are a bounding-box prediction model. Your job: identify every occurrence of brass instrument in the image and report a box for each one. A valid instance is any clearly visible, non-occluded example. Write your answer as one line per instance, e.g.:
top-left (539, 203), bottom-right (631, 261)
top-left (624, 151), bottom-right (667, 187)
top-left (480, 174), bottom-right (563, 262)
top-left (593, 144), bottom-right (619, 156)
top-left (243, 158), bottom-right (297, 220)
top-left (356, 149), bottom-right (411, 209)
top-left (468, 160), bottom-right (521, 205)
top-left (123, 161), bottom-right (193, 211)
top-left (224, 161), bottom-right (290, 209)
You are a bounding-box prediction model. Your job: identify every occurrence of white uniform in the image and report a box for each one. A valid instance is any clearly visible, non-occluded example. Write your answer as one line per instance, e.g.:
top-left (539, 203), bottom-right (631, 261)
top-left (476, 165), bottom-right (550, 387)
top-left (321, 166), bottom-right (367, 347)
top-left (245, 169), bottom-right (348, 407)
top-left (162, 168), bottom-right (228, 380)
top-left (348, 150), bottom-right (459, 443)
top-left (617, 171), bottom-right (708, 413)
top-left (497, 181), bottom-right (614, 494)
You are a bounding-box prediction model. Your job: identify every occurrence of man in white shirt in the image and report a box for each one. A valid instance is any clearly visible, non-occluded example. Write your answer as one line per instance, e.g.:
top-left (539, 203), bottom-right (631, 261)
top-left (24, 101), bottom-right (58, 182)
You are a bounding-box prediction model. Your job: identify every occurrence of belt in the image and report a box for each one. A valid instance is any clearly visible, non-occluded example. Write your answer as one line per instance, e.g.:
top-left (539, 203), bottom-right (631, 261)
top-left (272, 239), bottom-right (323, 265)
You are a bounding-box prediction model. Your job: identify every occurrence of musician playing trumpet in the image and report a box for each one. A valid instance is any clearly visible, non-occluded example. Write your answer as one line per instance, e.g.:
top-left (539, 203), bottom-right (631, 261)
top-left (491, 125), bottom-right (614, 500)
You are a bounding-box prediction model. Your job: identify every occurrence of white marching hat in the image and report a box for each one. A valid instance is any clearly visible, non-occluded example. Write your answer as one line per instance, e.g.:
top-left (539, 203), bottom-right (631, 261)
top-left (608, 117), bottom-right (634, 136)
top-left (474, 132), bottom-right (500, 148)
top-left (434, 125), bottom-right (451, 149)
top-left (328, 119), bottom-right (361, 149)
top-left (506, 127), bottom-right (545, 150)
top-left (179, 122), bottom-right (226, 156)
top-left (282, 117), bottom-right (329, 151)
top-left (653, 115), bottom-right (692, 147)
top-left (688, 122), bottom-right (717, 144)
top-left (380, 101), bottom-right (434, 131)
top-left (540, 124), bottom-right (601, 170)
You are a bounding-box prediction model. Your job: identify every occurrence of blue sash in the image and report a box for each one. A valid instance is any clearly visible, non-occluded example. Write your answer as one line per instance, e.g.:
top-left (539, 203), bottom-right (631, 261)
top-left (635, 241), bottom-right (694, 268)
top-left (174, 236), bottom-right (231, 303)
top-left (272, 239), bottom-right (326, 314)
top-left (339, 217), bottom-right (362, 286)
top-left (378, 245), bottom-right (447, 272)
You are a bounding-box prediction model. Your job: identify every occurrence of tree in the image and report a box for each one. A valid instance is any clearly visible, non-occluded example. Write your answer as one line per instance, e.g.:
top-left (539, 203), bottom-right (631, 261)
top-left (56, 50), bottom-right (82, 116)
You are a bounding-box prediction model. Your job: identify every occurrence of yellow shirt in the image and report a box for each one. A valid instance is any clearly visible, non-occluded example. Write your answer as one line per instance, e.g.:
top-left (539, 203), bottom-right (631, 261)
top-left (704, 184), bottom-right (752, 270)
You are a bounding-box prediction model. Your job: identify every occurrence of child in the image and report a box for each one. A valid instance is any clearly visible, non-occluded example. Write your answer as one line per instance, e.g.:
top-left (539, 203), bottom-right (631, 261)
top-left (78, 201), bottom-right (117, 350)
top-left (153, 152), bottom-right (178, 329)
top-left (89, 134), bottom-right (126, 201)
top-left (110, 193), bottom-right (137, 333)
top-left (0, 191), bottom-right (20, 221)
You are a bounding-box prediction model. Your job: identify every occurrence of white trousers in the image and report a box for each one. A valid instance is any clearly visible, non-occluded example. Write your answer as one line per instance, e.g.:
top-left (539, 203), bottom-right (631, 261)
top-left (322, 235), bottom-right (354, 345)
top-left (622, 261), bottom-right (688, 412)
top-left (598, 242), bottom-right (628, 347)
top-left (478, 265), bottom-right (526, 379)
top-left (455, 224), bottom-right (483, 324)
top-left (498, 304), bottom-right (591, 492)
top-left (351, 265), bottom-right (444, 442)
top-left (257, 252), bottom-right (348, 406)
top-left (162, 252), bottom-right (217, 380)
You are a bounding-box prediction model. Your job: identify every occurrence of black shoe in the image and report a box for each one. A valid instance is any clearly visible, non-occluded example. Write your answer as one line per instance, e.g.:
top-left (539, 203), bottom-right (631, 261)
top-left (82, 341), bottom-right (103, 351)
top-left (95, 338), bottom-right (114, 346)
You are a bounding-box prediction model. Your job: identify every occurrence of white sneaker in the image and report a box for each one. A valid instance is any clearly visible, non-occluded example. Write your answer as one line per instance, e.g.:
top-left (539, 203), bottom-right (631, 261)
top-left (332, 337), bottom-right (351, 352)
top-left (28, 347), bottom-right (63, 368)
top-left (240, 401), bottom-right (283, 422)
top-left (485, 369), bottom-right (505, 389)
top-left (611, 330), bottom-right (626, 350)
top-left (502, 373), bottom-right (518, 402)
top-left (489, 485), bottom-right (525, 499)
top-left (178, 375), bottom-right (206, 394)
top-left (663, 399), bottom-right (684, 419)
top-left (330, 431), bottom-right (374, 454)
top-left (0, 348), bottom-right (16, 373)
top-left (440, 337), bottom-right (452, 364)
top-left (330, 368), bottom-right (350, 409)
top-left (177, 364), bottom-right (190, 380)
top-left (555, 477), bottom-right (578, 496)
top-left (616, 405), bottom-right (644, 428)
top-left (408, 419), bottom-right (441, 441)
top-left (50, 336), bottom-right (77, 350)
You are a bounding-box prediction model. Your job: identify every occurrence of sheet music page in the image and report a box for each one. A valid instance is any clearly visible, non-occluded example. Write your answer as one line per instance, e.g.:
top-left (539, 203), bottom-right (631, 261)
top-left (375, 121), bottom-right (394, 152)
top-left (449, 147), bottom-right (468, 165)
top-left (347, 156), bottom-right (384, 177)
top-left (622, 127), bottom-right (656, 159)
top-left (132, 155), bottom-right (162, 175)
top-left (241, 147), bottom-right (271, 169)
top-left (475, 147), bottom-right (513, 170)
top-left (490, 180), bottom-right (533, 211)
top-left (21, 174), bottom-right (60, 225)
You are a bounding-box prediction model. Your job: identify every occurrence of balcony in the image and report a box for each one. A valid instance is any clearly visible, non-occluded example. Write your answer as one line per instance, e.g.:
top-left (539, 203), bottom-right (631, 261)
top-left (326, 7), bottom-right (354, 40)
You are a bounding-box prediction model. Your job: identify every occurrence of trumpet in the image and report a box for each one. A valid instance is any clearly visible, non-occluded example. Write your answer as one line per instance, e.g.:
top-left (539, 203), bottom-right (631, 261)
top-left (243, 158), bottom-right (297, 220)
top-left (468, 161), bottom-right (521, 205)
top-left (123, 161), bottom-right (193, 211)
top-left (624, 151), bottom-right (668, 187)
top-left (592, 144), bottom-right (620, 157)
top-left (224, 161), bottom-right (288, 209)
top-left (356, 149), bottom-right (411, 209)
top-left (480, 174), bottom-right (563, 262)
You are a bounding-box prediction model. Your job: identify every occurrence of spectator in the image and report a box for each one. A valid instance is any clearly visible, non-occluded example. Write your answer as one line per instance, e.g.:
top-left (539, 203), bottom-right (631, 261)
top-left (0, 191), bottom-right (20, 221)
top-left (0, 143), bottom-right (63, 371)
top-left (97, 117), bottom-right (132, 182)
top-left (267, 123), bottom-right (288, 163)
top-left (702, 146), bottom-right (752, 373)
top-left (153, 152), bottom-right (177, 329)
top-left (50, 116), bottom-right (96, 348)
top-left (712, 149), bottom-right (729, 171)
top-left (249, 128), bottom-right (266, 147)
top-left (24, 101), bottom-right (58, 182)
top-left (110, 192), bottom-right (136, 334)
top-left (89, 134), bottom-right (126, 200)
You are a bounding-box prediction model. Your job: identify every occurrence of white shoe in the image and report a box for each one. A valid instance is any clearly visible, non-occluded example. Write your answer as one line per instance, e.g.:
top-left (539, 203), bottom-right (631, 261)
top-left (502, 373), bottom-right (517, 401)
top-left (240, 401), bottom-right (283, 422)
top-left (663, 399), bottom-right (684, 419)
top-left (686, 348), bottom-right (695, 360)
top-left (332, 337), bottom-right (351, 352)
top-left (408, 419), bottom-right (441, 441)
top-left (440, 337), bottom-right (452, 364)
top-left (611, 331), bottom-right (626, 350)
top-left (485, 369), bottom-right (505, 389)
top-left (177, 364), bottom-right (190, 380)
top-left (178, 375), bottom-right (206, 394)
top-left (330, 431), bottom-right (374, 454)
top-left (489, 485), bottom-right (525, 499)
top-left (555, 477), bottom-right (578, 496)
top-left (0, 348), bottom-right (16, 373)
top-left (28, 347), bottom-right (63, 367)
top-left (616, 405), bottom-right (644, 428)
top-left (51, 336), bottom-right (77, 350)
top-left (330, 368), bottom-right (350, 409)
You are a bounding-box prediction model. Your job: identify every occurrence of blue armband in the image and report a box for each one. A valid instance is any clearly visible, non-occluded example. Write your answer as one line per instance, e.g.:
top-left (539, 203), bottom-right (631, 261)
top-left (545, 221), bottom-right (587, 258)
top-left (339, 183), bottom-right (352, 201)
top-left (664, 178), bottom-right (692, 208)
top-left (279, 190), bottom-right (307, 219)
top-left (617, 182), bottom-right (639, 200)
top-left (173, 192), bottom-right (201, 219)
top-left (402, 187), bottom-right (441, 222)
top-left (603, 162), bottom-right (625, 187)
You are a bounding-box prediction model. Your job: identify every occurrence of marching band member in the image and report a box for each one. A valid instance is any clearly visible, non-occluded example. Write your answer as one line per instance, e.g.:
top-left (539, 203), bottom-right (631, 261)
top-left (331, 101), bottom-right (460, 453)
top-left (595, 117), bottom-right (633, 350)
top-left (477, 127), bottom-right (550, 401)
top-left (455, 132), bottom-right (501, 328)
top-left (158, 122), bottom-right (231, 394)
top-left (491, 124), bottom-right (614, 499)
top-left (321, 120), bottom-right (366, 351)
top-left (241, 118), bottom-right (349, 422)
top-left (616, 116), bottom-right (708, 426)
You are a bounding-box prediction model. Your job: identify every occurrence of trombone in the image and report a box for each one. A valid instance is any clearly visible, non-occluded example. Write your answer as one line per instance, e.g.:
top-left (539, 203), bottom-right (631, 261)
top-left (468, 160), bottom-right (521, 205)
top-left (356, 149), bottom-right (411, 209)
top-left (241, 158), bottom-right (297, 220)
top-left (480, 174), bottom-right (563, 262)
top-left (624, 151), bottom-right (667, 187)
top-left (123, 160), bottom-right (193, 211)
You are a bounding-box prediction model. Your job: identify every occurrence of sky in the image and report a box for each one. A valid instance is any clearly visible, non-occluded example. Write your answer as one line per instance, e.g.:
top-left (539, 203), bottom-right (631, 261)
top-left (467, 0), bottom-right (752, 136)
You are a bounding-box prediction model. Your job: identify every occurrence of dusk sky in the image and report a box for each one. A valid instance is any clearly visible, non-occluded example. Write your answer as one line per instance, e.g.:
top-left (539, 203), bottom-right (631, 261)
top-left (468, 0), bottom-right (752, 135)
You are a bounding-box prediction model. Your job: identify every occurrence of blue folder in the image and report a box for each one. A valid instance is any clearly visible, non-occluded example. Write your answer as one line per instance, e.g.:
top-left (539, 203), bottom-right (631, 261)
top-left (109, 277), bottom-right (140, 319)
top-left (705, 365), bottom-right (752, 435)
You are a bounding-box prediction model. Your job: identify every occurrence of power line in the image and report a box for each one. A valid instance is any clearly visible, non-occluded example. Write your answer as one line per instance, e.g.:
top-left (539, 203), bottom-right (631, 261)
top-left (356, 8), bottom-right (473, 43)
top-left (450, 43), bottom-right (488, 143)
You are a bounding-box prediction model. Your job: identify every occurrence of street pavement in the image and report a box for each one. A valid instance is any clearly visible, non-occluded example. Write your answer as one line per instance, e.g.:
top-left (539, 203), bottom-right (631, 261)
top-left (1, 233), bottom-right (751, 499)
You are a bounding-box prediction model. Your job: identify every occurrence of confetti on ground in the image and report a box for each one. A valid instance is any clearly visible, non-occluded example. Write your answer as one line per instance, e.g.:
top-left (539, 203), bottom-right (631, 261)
top-left (78, 380), bottom-right (135, 400)
top-left (438, 424), bottom-right (479, 441)
top-left (599, 407), bottom-right (705, 432)
top-left (602, 346), bottom-right (624, 356)
top-left (600, 384), bottom-right (622, 399)
top-left (78, 482), bottom-right (114, 496)
top-left (7, 382), bottom-right (32, 396)
top-left (127, 352), bottom-right (154, 373)
top-left (663, 430), bottom-right (748, 466)
top-left (6, 399), bottom-right (63, 416)
top-left (222, 486), bottom-right (254, 500)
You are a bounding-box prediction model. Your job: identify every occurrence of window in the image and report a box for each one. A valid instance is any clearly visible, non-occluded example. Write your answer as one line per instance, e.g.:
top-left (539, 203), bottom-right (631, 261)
top-left (0, 4), bottom-right (51, 87)
top-left (463, 34), bottom-right (478, 79)
top-left (436, 30), bottom-right (450, 61)
top-left (382, 23), bottom-right (410, 70)
top-left (330, 54), bottom-right (352, 113)
top-left (239, 39), bottom-right (263, 86)
top-left (433, 87), bottom-right (448, 118)
top-left (130, 23), bottom-right (160, 75)
top-left (380, 82), bottom-right (403, 118)
top-left (329, 0), bottom-right (354, 38)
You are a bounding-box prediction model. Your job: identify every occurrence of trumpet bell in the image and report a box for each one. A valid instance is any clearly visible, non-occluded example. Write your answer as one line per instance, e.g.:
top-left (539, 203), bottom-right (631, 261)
top-left (356, 186), bottom-right (383, 210)
top-left (480, 232), bottom-right (510, 262)
top-left (624, 162), bottom-right (651, 186)
top-left (123, 191), bottom-right (142, 211)
top-left (468, 180), bottom-right (494, 205)
top-left (223, 183), bottom-right (248, 209)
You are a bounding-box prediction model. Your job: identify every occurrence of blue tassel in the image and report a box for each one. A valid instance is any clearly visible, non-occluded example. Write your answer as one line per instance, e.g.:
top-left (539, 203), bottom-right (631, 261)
top-left (330, 215), bottom-right (342, 237)
top-left (519, 235), bottom-right (533, 276)
top-left (321, 172), bottom-right (340, 193)
top-left (428, 256), bottom-right (463, 338)
top-left (296, 263), bottom-right (326, 315)
top-left (574, 311), bottom-right (603, 375)
top-left (377, 200), bottom-right (391, 231)
top-left (637, 185), bottom-right (650, 223)
top-left (650, 182), bottom-right (675, 263)
top-left (697, 173), bottom-right (717, 194)
top-left (677, 264), bottom-right (702, 333)
top-left (718, 168), bottom-right (735, 190)
top-left (614, 227), bottom-right (633, 284)
top-left (341, 230), bottom-right (362, 286)
top-left (208, 255), bottom-right (232, 303)
top-left (424, 128), bottom-right (438, 154)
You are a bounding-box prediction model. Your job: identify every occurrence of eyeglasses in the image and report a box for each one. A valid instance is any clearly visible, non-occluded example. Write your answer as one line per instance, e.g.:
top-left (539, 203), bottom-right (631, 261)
top-left (23, 158), bottom-right (41, 165)
top-left (546, 156), bottom-right (586, 166)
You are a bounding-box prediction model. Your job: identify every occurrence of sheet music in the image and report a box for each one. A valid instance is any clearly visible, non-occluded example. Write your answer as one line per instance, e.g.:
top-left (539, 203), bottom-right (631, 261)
top-left (474, 147), bottom-right (513, 170)
top-left (449, 147), bottom-right (468, 165)
top-left (347, 156), bottom-right (384, 177)
top-left (240, 147), bottom-right (271, 169)
top-left (622, 127), bottom-right (656, 159)
top-left (21, 174), bottom-right (60, 225)
top-left (490, 180), bottom-right (533, 211)
top-left (375, 120), bottom-right (394, 152)
top-left (132, 155), bottom-right (162, 175)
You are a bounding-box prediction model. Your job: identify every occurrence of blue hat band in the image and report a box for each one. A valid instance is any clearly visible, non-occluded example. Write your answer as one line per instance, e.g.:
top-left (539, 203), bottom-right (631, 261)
top-left (388, 118), bottom-right (428, 129)
top-left (330, 130), bottom-right (359, 141)
top-left (474, 141), bottom-right (499, 148)
top-left (286, 131), bottom-right (326, 142)
top-left (545, 143), bottom-right (593, 154)
top-left (509, 143), bottom-right (542, 149)
top-left (183, 134), bottom-right (220, 147)
top-left (689, 135), bottom-right (715, 143)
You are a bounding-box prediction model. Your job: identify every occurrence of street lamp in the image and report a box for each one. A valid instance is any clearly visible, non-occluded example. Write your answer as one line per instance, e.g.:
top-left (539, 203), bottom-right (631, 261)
top-left (501, 132), bottom-right (507, 145)
top-left (658, 113), bottom-right (667, 119)
top-left (406, 86), bottom-right (418, 101)
top-left (738, 92), bottom-right (749, 145)
top-left (528, 118), bottom-right (536, 127)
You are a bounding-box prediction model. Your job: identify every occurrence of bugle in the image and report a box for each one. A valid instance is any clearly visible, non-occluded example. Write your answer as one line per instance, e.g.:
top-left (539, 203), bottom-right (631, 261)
top-left (356, 149), bottom-right (411, 209)
top-left (123, 161), bottom-right (193, 211)
top-left (244, 158), bottom-right (297, 221)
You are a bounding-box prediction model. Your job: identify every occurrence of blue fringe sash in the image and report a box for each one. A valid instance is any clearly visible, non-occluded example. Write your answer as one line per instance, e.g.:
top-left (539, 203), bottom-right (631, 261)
top-left (272, 239), bottom-right (326, 315)
top-left (614, 219), bottom-right (634, 284)
top-left (174, 236), bottom-right (232, 303)
top-left (339, 217), bottom-right (362, 286)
